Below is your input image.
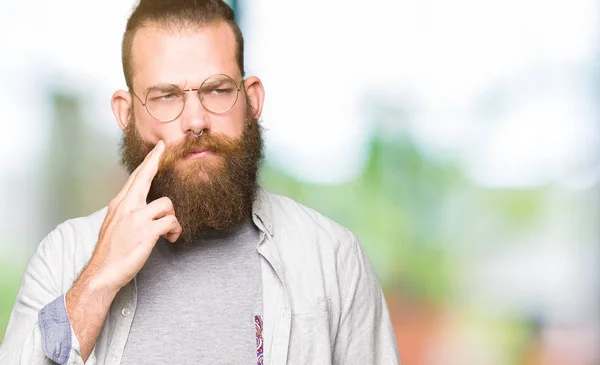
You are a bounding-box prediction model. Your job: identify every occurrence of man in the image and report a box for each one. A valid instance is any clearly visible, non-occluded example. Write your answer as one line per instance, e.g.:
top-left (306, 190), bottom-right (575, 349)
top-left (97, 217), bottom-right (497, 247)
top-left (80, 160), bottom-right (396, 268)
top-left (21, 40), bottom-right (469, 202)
top-left (0, 0), bottom-right (400, 364)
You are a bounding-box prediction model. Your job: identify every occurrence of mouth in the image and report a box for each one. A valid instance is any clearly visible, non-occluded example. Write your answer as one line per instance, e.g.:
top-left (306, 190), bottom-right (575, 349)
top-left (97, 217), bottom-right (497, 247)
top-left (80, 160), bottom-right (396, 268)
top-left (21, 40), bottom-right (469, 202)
top-left (187, 149), bottom-right (214, 159)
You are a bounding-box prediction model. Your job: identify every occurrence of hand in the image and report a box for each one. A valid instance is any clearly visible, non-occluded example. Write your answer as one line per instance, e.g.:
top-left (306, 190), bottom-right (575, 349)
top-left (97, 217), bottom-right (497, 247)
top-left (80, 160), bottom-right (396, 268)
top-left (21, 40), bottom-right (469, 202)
top-left (87, 140), bottom-right (182, 292)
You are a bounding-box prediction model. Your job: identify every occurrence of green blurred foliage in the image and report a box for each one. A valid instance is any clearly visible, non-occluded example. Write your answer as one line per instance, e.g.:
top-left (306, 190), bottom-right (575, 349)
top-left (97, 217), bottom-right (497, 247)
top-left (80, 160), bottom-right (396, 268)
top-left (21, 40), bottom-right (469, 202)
top-left (261, 130), bottom-right (547, 306)
top-left (0, 252), bottom-right (24, 343)
top-left (261, 133), bottom-right (463, 303)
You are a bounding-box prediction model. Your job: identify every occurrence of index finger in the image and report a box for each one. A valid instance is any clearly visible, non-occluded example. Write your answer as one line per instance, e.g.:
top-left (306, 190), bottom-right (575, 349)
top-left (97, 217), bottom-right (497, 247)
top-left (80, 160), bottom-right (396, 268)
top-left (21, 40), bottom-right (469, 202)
top-left (125, 140), bottom-right (165, 204)
top-left (113, 140), bottom-right (161, 205)
top-left (112, 162), bottom-right (142, 207)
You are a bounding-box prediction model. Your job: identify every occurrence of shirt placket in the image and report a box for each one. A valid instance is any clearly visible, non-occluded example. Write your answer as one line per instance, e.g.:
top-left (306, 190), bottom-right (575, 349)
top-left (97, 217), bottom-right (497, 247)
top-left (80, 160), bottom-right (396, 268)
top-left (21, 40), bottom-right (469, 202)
top-left (105, 280), bottom-right (137, 365)
top-left (255, 224), bottom-right (292, 365)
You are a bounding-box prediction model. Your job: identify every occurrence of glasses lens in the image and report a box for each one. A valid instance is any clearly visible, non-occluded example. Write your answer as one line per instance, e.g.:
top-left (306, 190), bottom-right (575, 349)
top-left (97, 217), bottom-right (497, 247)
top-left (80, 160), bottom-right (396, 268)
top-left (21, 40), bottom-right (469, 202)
top-left (199, 75), bottom-right (239, 113)
top-left (145, 88), bottom-right (185, 122)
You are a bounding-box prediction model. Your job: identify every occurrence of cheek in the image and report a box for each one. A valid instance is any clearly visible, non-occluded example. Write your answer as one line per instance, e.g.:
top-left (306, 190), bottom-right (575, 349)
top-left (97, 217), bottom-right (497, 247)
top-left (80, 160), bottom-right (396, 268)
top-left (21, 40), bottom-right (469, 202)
top-left (212, 108), bottom-right (245, 138)
top-left (135, 115), bottom-right (185, 145)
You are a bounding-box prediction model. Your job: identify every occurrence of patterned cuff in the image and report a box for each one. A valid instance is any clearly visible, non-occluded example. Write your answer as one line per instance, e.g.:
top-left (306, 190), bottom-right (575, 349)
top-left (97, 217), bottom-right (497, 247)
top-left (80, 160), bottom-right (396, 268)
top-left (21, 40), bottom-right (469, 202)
top-left (38, 295), bottom-right (72, 364)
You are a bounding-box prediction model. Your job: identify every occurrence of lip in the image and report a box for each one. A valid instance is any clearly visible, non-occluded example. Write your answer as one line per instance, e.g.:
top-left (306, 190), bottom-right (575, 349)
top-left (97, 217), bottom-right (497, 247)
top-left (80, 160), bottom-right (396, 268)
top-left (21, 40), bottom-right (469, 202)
top-left (187, 150), bottom-right (214, 159)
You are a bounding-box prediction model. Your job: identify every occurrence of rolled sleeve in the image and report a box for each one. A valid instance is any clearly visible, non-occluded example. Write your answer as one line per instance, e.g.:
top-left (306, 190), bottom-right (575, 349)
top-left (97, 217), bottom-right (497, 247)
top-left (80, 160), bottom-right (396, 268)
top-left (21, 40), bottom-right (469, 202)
top-left (38, 295), bottom-right (72, 364)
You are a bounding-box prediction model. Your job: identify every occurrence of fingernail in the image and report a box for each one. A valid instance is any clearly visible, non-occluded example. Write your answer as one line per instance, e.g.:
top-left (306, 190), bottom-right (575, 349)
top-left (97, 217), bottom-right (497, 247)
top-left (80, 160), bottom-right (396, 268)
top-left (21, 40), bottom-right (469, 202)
top-left (156, 140), bottom-right (164, 150)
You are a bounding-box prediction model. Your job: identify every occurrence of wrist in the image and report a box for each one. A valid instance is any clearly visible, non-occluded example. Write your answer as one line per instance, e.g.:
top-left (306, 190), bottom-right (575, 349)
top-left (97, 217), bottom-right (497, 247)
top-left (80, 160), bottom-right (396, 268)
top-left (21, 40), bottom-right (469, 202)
top-left (68, 266), bottom-right (120, 310)
top-left (86, 272), bottom-right (121, 302)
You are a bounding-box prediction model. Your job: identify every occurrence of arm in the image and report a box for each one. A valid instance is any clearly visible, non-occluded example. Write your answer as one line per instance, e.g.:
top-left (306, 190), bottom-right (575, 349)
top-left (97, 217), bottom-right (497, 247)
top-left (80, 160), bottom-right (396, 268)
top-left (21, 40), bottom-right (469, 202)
top-left (65, 139), bottom-right (180, 361)
top-left (1, 140), bottom-right (181, 364)
top-left (333, 232), bottom-right (401, 365)
top-left (64, 267), bottom-right (118, 362)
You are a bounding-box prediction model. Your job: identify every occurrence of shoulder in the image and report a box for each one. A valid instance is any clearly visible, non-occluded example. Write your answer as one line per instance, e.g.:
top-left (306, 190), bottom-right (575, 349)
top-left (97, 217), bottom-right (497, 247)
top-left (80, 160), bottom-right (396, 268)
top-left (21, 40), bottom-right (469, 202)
top-left (261, 189), bottom-right (359, 254)
top-left (34, 207), bottom-right (107, 284)
top-left (46, 207), bottom-right (107, 249)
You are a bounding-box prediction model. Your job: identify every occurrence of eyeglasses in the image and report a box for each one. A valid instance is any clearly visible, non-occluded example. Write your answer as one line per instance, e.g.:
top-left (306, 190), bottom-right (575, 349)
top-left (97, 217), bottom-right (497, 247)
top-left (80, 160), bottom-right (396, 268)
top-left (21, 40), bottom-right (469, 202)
top-left (130, 74), bottom-right (242, 123)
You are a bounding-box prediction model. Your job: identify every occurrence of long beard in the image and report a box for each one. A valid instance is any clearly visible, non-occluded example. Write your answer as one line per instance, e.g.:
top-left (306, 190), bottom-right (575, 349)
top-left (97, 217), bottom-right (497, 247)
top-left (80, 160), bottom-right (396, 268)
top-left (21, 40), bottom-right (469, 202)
top-left (119, 103), bottom-right (264, 244)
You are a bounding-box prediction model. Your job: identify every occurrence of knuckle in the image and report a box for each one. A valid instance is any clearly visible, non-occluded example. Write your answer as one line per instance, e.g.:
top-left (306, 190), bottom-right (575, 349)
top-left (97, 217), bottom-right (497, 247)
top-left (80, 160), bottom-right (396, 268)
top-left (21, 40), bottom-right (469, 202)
top-left (155, 197), bottom-right (173, 210)
top-left (119, 198), bottom-right (137, 214)
top-left (131, 209), bottom-right (145, 224)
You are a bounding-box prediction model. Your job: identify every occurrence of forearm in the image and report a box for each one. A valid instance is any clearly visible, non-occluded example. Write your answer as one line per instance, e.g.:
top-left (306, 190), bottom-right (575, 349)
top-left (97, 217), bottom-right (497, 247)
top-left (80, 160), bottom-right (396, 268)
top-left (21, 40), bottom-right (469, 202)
top-left (65, 266), bottom-right (118, 363)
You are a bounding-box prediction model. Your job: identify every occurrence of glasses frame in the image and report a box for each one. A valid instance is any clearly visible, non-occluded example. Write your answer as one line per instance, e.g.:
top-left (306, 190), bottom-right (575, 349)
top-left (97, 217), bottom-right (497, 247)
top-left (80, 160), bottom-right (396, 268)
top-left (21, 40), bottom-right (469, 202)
top-left (130, 73), bottom-right (242, 123)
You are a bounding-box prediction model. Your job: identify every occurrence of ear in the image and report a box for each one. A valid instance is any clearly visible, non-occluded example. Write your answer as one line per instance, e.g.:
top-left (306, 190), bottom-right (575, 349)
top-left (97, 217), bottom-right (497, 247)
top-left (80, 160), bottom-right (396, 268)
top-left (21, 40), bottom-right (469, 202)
top-left (243, 76), bottom-right (265, 119)
top-left (111, 90), bottom-right (134, 131)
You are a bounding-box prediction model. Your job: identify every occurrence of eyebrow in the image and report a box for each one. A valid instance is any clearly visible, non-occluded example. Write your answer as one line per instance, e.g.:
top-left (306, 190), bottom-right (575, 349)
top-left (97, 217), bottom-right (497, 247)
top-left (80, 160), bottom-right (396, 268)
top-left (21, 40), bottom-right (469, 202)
top-left (204, 78), bottom-right (241, 91)
top-left (145, 83), bottom-right (182, 94)
top-left (202, 79), bottom-right (229, 88)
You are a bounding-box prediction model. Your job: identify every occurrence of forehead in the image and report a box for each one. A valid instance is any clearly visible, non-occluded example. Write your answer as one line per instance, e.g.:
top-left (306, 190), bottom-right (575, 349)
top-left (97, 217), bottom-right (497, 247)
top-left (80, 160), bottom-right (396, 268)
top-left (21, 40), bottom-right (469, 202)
top-left (130, 22), bottom-right (238, 91)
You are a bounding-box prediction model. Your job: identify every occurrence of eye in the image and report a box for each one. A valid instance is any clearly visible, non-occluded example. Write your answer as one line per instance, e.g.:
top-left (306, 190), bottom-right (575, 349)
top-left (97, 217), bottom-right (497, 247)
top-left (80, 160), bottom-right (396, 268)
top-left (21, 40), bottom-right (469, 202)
top-left (211, 88), bottom-right (233, 95)
top-left (148, 93), bottom-right (179, 104)
top-left (159, 93), bottom-right (177, 100)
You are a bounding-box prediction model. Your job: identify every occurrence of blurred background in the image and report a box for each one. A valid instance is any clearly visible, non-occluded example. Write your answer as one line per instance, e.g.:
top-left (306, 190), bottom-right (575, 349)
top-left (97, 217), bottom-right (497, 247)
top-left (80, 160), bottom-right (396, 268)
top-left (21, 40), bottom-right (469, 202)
top-left (1, 0), bottom-right (599, 364)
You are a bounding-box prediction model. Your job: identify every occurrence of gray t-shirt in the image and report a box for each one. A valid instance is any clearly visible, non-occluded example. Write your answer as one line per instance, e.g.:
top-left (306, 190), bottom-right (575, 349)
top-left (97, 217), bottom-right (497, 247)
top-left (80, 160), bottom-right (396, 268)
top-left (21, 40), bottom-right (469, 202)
top-left (120, 219), bottom-right (262, 365)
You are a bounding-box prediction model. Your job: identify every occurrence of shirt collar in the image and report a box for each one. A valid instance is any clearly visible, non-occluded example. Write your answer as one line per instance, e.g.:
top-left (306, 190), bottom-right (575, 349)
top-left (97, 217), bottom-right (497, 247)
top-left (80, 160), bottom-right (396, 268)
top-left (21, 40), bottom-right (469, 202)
top-left (252, 186), bottom-right (274, 237)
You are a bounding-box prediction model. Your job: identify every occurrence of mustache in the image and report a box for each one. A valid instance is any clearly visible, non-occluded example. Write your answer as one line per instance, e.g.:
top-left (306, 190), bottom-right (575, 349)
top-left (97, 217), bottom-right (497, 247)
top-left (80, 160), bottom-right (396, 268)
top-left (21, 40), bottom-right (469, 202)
top-left (157, 130), bottom-right (240, 170)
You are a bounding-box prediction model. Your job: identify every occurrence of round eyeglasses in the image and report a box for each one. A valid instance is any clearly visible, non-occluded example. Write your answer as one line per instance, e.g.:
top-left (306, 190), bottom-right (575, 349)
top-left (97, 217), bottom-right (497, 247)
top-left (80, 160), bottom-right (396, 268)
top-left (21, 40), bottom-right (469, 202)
top-left (130, 74), bottom-right (242, 122)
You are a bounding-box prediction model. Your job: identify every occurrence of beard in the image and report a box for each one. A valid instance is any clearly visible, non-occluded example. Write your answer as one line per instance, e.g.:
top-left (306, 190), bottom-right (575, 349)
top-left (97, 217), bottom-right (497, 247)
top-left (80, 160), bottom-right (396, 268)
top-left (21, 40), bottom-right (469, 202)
top-left (119, 102), bottom-right (264, 244)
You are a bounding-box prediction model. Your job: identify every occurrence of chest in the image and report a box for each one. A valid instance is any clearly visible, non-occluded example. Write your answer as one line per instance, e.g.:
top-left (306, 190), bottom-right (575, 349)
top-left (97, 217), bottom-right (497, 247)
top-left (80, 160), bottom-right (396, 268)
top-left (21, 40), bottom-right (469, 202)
top-left (121, 235), bottom-right (264, 364)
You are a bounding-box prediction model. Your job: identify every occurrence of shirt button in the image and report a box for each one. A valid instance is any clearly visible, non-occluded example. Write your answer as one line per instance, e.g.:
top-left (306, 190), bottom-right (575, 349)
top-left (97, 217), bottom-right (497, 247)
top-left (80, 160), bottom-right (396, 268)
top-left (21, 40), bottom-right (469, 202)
top-left (121, 308), bottom-right (131, 317)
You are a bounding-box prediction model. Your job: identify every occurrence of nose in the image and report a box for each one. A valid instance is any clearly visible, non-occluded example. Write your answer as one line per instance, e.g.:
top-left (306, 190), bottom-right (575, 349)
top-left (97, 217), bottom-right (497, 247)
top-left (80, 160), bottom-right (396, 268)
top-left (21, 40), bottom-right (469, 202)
top-left (179, 89), bottom-right (210, 135)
